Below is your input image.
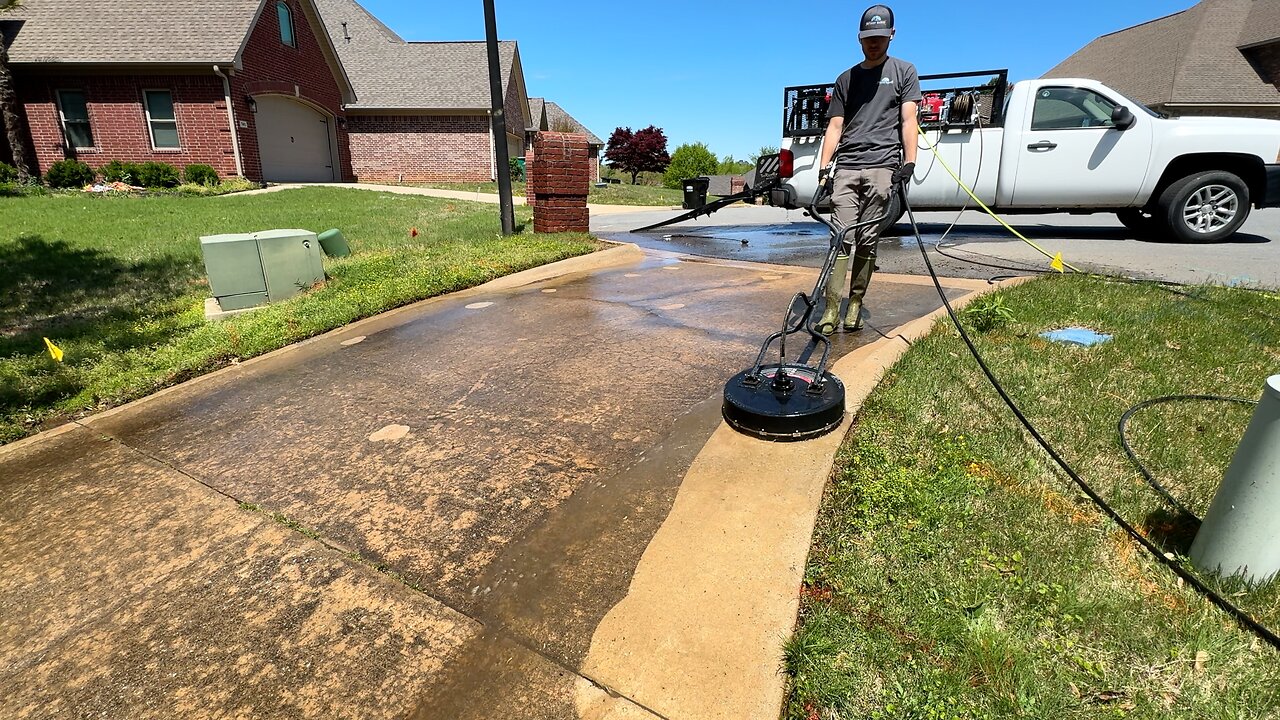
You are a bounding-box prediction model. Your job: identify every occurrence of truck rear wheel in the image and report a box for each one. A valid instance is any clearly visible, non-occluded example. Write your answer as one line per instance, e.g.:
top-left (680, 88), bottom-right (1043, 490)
top-left (1156, 170), bottom-right (1251, 243)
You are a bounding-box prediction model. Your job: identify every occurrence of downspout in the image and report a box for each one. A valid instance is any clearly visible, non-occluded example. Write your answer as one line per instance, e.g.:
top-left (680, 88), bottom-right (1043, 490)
top-left (489, 110), bottom-right (497, 180)
top-left (213, 65), bottom-right (245, 177)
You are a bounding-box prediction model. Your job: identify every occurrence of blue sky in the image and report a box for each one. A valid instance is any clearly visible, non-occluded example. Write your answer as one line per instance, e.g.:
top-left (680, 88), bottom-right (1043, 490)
top-left (356, 1), bottom-right (1195, 161)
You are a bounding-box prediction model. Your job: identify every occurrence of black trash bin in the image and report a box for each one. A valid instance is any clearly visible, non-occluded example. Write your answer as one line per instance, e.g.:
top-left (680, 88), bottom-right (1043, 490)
top-left (682, 177), bottom-right (710, 210)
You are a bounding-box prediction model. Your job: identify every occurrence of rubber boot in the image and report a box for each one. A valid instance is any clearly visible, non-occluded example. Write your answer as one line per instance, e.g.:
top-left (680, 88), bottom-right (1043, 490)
top-left (817, 254), bottom-right (849, 335)
top-left (844, 253), bottom-right (875, 331)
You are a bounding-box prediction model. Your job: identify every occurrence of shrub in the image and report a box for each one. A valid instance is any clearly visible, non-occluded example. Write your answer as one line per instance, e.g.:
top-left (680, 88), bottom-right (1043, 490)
top-left (183, 164), bottom-right (220, 186)
top-left (662, 143), bottom-right (718, 189)
top-left (137, 161), bottom-right (181, 188)
top-left (507, 157), bottom-right (524, 182)
top-left (0, 161), bottom-right (17, 183)
top-left (100, 159), bottom-right (144, 184)
top-left (45, 159), bottom-right (97, 188)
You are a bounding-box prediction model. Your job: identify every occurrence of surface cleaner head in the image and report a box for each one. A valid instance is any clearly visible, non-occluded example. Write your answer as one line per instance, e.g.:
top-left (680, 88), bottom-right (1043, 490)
top-left (722, 364), bottom-right (846, 441)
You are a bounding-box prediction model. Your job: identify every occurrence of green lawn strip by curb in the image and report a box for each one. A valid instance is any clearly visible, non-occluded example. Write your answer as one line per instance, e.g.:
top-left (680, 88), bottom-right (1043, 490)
top-left (785, 274), bottom-right (1280, 719)
top-left (1, 187), bottom-right (598, 444)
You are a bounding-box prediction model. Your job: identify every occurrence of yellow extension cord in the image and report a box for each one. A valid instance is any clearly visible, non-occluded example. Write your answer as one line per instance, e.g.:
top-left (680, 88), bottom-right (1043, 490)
top-left (915, 128), bottom-right (1079, 274)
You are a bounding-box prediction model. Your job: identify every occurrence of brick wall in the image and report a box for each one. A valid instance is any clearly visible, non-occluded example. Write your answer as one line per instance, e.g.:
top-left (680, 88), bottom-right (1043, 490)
top-left (1245, 42), bottom-right (1280, 92)
top-left (348, 114), bottom-right (493, 182)
top-left (16, 72), bottom-right (237, 178)
top-left (232, 0), bottom-right (352, 181)
top-left (529, 132), bottom-right (589, 233)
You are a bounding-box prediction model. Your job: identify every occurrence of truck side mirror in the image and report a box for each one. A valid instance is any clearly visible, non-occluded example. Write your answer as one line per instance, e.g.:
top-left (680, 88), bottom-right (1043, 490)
top-left (1111, 106), bottom-right (1136, 130)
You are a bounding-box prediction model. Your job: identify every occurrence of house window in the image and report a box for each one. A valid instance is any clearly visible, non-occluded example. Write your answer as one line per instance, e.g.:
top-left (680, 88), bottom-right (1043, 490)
top-left (56, 90), bottom-right (94, 149)
top-left (144, 90), bottom-right (180, 149)
top-left (277, 1), bottom-right (296, 47)
top-left (1031, 87), bottom-right (1120, 130)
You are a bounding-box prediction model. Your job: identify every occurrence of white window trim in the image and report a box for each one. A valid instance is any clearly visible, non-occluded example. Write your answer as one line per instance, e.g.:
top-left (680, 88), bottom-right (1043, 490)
top-left (143, 89), bottom-right (181, 151)
top-left (55, 89), bottom-right (94, 150)
top-left (277, 1), bottom-right (296, 48)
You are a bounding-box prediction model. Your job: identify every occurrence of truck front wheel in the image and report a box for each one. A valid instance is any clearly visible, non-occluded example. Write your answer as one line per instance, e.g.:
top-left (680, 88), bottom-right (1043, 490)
top-left (1156, 171), bottom-right (1251, 243)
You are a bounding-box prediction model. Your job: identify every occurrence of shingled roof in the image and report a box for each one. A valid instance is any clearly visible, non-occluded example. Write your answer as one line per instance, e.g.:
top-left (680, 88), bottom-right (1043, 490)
top-left (2, 0), bottom-right (264, 64)
top-left (1045, 0), bottom-right (1279, 107)
top-left (527, 98), bottom-right (546, 132)
top-left (313, 0), bottom-right (519, 110)
top-left (526, 97), bottom-right (602, 146)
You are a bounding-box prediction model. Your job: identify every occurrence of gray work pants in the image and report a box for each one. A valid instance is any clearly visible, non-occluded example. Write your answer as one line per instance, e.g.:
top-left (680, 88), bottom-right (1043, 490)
top-left (829, 167), bottom-right (892, 301)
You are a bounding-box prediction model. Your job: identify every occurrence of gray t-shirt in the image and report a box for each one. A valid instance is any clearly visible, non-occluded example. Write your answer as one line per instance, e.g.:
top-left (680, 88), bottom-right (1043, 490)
top-left (826, 57), bottom-right (922, 169)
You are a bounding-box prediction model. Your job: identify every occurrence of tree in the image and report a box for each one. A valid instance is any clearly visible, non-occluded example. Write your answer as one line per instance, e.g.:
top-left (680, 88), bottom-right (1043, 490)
top-left (604, 125), bottom-right (670, 185)
top-left (0, 0), bottom-right (34, 183)
top-left (662, 142), bottom-right (718, 189)
top-left (716, 155), bottom-right (753, 175)
top-left (749, 146), bottom-right (779, 164)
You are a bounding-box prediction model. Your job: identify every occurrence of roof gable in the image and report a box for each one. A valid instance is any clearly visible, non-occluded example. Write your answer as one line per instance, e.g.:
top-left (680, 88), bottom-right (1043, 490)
top-left (1238, 0), bottom-right (1280, 48)
top-left (314, 0), bottom-right (518, 110)
top-left (543, 101), bottom-right (602, 145)
top-left (1046, 0), bottom-right (1279, 107)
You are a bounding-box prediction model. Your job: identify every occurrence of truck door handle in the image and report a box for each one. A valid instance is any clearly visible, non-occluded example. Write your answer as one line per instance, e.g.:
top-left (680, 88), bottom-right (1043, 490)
top-left (1027, 141), bottom-right (1058, 151)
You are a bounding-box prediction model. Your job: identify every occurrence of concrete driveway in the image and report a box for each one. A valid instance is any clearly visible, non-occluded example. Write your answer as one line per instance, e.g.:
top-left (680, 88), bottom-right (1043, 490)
top-left (0, 241), bottom-right (994, 719)
top-left (593, 205), bottom-right (1280, 288)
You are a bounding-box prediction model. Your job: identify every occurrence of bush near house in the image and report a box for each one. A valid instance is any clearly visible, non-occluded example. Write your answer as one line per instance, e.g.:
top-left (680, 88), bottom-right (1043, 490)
top-left (44, 160), bottom-right (96, 188)
top-left (100, 160), bottom-right (144, 184)
top-left (138, 161), bottom-right (181, 189)
top-left (662, 142), bottom-right (719, 189)
top-left (0, 162), bottom-right (17, 183)
top-left (183, 164), bottom-right (220, 187)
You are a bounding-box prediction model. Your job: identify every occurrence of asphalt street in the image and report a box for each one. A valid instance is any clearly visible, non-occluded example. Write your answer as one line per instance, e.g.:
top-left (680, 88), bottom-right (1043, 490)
top-left (593, 204), bottom-right (1280, 288)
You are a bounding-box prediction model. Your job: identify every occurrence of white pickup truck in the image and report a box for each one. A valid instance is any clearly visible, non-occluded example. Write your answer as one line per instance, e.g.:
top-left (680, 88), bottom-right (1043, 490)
top-left (765, 70), bottom-right (1280, 242)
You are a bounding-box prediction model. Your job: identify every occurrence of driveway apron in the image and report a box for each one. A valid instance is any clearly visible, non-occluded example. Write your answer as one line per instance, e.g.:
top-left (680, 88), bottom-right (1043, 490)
top-left (1, 245), bottom-right (969, 718)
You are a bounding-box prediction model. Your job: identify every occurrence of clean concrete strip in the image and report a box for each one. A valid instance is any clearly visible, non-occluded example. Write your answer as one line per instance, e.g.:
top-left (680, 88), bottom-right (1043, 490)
top-left (577, 277), bottom-right (1027, 719)
top-left (227, 181), bottom-right (657, 215)
top-left (0, 244), bottom-right (644, 460)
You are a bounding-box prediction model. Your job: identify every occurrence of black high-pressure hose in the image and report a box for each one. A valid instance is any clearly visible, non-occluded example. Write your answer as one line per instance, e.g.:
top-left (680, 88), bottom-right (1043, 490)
top-left (1118, 395), bottom-right (1258, 521)
top-left (898, 184), bottom-right (1280, 651)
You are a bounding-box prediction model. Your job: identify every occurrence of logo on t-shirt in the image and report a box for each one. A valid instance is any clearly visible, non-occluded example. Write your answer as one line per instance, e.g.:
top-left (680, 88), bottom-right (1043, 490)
top-left (879, 78), bottom-right (892, 85)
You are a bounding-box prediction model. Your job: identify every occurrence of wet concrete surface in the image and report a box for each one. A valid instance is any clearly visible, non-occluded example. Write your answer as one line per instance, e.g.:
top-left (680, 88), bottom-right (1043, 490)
top-left (0, 427), bottom-right (474, 719)
top-left (594, 204), bottom-right (1280, 288)
top-left (3, 247), bottom-right (967, 717)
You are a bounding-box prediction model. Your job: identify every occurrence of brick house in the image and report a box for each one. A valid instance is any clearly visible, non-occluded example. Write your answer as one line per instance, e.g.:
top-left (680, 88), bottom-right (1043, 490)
top-left (0, 0), bottom-right (357, 182)
top-left (313, 0), bottom-right (528, 183)
top-left (1047, 0), bottom-right (1280, 120)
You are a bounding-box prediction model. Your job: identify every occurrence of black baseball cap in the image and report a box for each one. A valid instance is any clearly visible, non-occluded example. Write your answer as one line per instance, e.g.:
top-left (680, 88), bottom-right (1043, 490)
top-left (859, 5), bottom-right (895, 39)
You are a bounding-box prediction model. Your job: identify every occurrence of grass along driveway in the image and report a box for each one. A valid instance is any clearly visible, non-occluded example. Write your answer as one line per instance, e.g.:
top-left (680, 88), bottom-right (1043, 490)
top-left (413, 180), bottom-right (686, 207)
top-left (0, 187), bottom-right (597, 443)
top-left (784, 275), bottom-right (1280, 719)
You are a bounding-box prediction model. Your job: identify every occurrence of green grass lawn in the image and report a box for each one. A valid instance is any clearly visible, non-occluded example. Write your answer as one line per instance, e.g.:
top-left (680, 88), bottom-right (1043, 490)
top-left (410, 180), bottom-right (687, 207)
top-left (785, 275), bottom-right (1280, 719)
top-left (0, 187), bottom-right (597, 443)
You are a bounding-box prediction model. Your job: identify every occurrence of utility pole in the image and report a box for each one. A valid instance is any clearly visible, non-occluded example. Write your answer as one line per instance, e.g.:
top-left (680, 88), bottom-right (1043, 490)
top-left (484, 0), bottom-right (515, 235)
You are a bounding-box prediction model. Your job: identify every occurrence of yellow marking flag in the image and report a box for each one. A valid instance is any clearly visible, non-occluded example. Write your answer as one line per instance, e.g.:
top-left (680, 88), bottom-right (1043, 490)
top-left (1051, 253), bottom-right (1065, 273)
top-left (43, 337), bottom-right (64, 363)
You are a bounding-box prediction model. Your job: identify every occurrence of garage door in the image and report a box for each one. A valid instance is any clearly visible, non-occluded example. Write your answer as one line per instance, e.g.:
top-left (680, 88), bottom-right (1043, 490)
top-left (254, 95), bottom-right (335, 182)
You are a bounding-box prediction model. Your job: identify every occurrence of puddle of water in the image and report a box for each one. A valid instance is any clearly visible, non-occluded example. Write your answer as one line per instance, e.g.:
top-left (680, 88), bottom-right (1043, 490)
top-left (1040, 327), bottom-right (1113, 347)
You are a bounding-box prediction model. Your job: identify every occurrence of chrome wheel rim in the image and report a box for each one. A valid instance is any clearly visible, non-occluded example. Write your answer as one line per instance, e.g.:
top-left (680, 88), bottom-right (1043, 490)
top-left (1182, 184), bottom-right (1238, 234)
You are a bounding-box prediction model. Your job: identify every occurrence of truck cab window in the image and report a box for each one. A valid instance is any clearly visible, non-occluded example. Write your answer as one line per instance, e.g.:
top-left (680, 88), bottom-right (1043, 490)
top-left (1031, 87), bottom-right (1119, 130)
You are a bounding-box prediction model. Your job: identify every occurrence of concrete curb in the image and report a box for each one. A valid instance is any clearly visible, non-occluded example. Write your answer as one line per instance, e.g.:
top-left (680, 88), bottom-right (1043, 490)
top-left (0, 243), bottom-right (644, 460)
top-left (576, 275), bottom-right (1031, 720)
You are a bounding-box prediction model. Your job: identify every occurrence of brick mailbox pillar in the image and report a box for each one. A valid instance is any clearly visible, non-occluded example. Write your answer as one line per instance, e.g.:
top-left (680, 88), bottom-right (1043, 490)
top-left (529, 131), bottom-right (590, 233)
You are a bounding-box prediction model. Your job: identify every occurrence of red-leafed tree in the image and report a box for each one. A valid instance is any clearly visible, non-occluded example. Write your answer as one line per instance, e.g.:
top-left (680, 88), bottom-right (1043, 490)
top-left (604, 125), bottom-right (670, 184)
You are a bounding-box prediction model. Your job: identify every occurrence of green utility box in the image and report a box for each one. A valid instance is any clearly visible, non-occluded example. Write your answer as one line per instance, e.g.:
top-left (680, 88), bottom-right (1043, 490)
top-left (200, 229), bottom-right (325, 312)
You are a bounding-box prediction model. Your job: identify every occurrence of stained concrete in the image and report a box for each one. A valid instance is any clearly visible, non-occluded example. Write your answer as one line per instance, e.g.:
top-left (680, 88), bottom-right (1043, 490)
top-left (1, 242), bottom-right (979, 718)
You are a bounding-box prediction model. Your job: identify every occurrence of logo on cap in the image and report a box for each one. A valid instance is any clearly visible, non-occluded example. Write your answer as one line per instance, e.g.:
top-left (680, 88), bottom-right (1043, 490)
top-left (859, 4), bottom-right (895, 39)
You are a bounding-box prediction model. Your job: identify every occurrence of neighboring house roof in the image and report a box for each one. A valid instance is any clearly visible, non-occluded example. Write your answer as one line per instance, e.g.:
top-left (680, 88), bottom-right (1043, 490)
top-left (527, 97), bottom-right (602, 145)
top-left (314, 0), bottom-right (521, 111)
top-left (2, 0), bottom-right (263, 64)
top-left (527, 97), bottom-right (546, 132)
top-left (1238, 0), bottom-right (1280, 48)
top-left (1, 0), bottom-right (355, 102)
top-left (1045, 0), bottom-right (1280, 107)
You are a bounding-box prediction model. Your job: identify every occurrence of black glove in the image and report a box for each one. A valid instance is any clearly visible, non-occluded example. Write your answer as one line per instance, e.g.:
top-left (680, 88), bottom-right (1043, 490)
top-left (818, 166), bottom-right (832, 187)
top-left (891, 162), bottom-right (915, 184)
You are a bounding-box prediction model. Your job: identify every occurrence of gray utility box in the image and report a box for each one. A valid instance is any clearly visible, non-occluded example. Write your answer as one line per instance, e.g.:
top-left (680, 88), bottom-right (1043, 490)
top-left (200, 229), bottom-right (325, 311)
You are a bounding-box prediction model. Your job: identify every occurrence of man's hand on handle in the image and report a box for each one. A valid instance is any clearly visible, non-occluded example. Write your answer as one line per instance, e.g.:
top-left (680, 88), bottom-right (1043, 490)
top-left (891, 161), bottom-right (915, 186)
